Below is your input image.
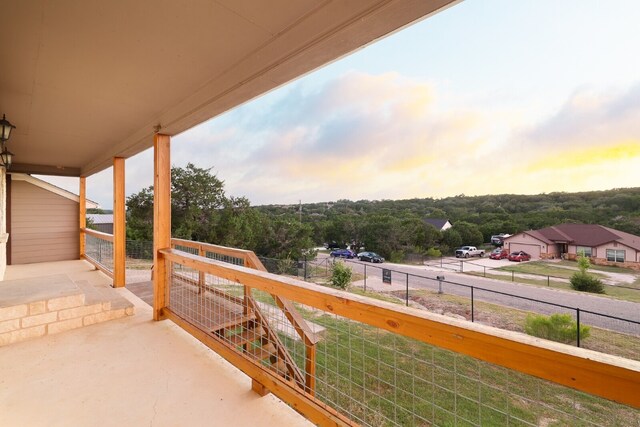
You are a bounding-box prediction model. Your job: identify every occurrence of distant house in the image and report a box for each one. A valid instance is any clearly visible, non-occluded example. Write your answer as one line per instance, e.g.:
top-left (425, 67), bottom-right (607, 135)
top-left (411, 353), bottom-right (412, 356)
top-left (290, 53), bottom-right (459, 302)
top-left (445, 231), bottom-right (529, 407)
top-left (7, 173), bottom-right (99, 265)
top-left (424, 218), bottom-right (453, 232)
top-left (503, 223), bottom-right (640, 269)
top-left (87, 214), bottom-right (114, 234)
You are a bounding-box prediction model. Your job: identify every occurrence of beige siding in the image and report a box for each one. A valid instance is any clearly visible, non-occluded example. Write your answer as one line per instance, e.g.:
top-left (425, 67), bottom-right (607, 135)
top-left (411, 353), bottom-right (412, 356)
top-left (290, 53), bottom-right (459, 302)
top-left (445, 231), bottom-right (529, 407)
top-left (593, 242), bottom-right (639, 263)
top-left (504, 233), bottom-right (549, 259)
top-left (10, 180), bottom-right (79, 264)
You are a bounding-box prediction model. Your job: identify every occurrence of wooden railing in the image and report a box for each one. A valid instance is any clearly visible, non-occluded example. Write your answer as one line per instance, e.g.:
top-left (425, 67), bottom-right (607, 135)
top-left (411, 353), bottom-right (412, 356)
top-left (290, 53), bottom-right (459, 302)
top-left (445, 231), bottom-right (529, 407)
top-left (169, 238), bottom-right (319, 393)
top-left (81, 228), bottom-right (114, 278)
top-left (157, 247), bottom-right (640, 426)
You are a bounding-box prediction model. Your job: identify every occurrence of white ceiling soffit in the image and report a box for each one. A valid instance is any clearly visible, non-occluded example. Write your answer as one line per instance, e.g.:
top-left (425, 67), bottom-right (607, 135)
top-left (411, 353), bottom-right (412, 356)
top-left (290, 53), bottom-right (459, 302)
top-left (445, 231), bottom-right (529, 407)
top-left (0, 0), bottom-right (459, 177)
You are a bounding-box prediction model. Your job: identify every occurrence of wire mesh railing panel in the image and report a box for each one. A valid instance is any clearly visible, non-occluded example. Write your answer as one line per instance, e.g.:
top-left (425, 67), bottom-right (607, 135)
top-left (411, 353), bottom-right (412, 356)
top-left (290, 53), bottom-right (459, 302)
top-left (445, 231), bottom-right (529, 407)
top-left (125, 240), bottom-right (154, 284)
top-left (204, 251), bottom-right (245, 267)
top-left (85, 234), bottom-right (114, 273)
top-left (164, 251), bottom-right (640, 426)
top-left (308, 311), bottom-right (638, 426)
top-left (173, 244), bottom-right (199, 256)
top-left (284, 257), bottom-right (640, 360)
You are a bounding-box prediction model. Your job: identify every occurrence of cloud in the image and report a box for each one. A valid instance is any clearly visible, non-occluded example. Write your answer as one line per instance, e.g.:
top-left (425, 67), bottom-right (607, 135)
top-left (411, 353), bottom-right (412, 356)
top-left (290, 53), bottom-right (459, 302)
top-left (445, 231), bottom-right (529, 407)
top-left (37, 74), bottom-right (640, 208)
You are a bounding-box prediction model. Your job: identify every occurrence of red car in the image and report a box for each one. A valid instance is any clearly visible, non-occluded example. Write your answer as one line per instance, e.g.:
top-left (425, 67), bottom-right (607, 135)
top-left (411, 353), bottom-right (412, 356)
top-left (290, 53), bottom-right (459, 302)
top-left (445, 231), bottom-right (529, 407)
top-left (508, 251), bottom-right (531, 262)
top-left (489, 249), bottom-right (508, 260)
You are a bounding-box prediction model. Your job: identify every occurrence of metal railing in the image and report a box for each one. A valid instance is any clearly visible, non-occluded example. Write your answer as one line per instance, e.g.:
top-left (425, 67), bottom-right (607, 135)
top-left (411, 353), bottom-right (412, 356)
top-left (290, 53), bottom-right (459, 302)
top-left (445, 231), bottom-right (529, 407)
top-left (256, 256), bottom-right (640, 360)
top-left (158, 246), bottom-right (640, 426)
top-left (429, 257), bottom-right (640, 292)
top-left (83, 228), bottom-right (114, 276)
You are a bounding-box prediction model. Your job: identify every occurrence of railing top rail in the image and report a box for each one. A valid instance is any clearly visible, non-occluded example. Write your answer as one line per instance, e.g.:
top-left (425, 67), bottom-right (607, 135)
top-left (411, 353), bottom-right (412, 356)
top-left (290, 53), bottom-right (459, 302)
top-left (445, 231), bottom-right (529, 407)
top-left (81, 227), bottom-right (114, 242)
top-left (170, 238), bottom-right (253, 258)
top-left (161, 247), bottom-right (640, 409)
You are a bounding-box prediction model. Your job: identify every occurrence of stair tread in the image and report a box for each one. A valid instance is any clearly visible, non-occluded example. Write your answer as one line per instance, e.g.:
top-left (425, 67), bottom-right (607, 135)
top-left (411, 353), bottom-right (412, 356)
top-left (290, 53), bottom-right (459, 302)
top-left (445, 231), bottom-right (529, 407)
top-left (248, 344), bottom-right (276, 361)
top-left (212, 314), bottom-right (256, 332)
top-left (227, 327), bottom-right (266, 346)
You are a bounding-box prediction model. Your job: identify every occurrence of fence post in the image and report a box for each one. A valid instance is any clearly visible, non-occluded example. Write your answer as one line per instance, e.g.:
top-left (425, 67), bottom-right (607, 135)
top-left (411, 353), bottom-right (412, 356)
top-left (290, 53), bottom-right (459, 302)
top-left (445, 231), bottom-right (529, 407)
top-left (304, 256), bottom-right (308, 281)
top-left (483, 266), bottom-right (486, 278)
top-left (440, 256), bottom-right (443, 268)
top-left (460, 261), bottom-right (463, 272)
top-left (547, 276), bottom-right (550, 287)
top-left (512, 271), bottom-right (514, 282)
top-left (364, 264), bottom-right (367, 292)
top-left (406, 273), bottom-right (409, 307)
top-left (471, 287), bottom-right (475, 322)
top-left (576, 308), bottom-right (581, 347)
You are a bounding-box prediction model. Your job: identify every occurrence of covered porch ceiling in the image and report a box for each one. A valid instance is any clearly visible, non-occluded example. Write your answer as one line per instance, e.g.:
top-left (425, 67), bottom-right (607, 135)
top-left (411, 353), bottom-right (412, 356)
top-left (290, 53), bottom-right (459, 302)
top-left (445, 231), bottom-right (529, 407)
top-left (1, 0), bottom-right (459, 178)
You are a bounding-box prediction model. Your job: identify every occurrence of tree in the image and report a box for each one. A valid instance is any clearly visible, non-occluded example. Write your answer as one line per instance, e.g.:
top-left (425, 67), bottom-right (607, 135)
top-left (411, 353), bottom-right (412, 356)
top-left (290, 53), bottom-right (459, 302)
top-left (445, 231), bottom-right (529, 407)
top-left (570, 251), bottom-right (605, 294)
top-left (125, 164), bottom-right (315, 259)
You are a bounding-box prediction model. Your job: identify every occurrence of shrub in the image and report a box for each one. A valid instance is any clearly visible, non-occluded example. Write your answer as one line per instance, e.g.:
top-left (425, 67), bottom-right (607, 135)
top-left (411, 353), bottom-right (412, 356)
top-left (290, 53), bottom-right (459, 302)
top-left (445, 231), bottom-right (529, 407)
top-left (570, 271), bottom-right (605, 294)
top-left (330, 261), bottom-right (352, 289)
top-left (425, 247), bottom-right (442, 258)
top-left (276, 258), bottom-right (296, 275)
top-left (524, 313), bottom-right (590, 344)
top-left (389, 250), bottom-right (405, 263)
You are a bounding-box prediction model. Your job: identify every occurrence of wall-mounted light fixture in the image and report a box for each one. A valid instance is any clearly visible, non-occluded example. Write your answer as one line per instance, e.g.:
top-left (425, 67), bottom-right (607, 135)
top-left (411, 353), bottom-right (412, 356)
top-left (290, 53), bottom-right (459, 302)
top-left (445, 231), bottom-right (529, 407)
top-left (0, 114), bottom-right (16, 168)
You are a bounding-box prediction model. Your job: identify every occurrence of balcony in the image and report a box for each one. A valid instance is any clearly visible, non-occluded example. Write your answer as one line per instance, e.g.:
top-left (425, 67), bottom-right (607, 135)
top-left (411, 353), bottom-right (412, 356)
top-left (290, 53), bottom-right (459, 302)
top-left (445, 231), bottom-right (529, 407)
top-left (0, 259), bottom-right (312, 427)
top-left (1, 2), bottom-right (639, 425)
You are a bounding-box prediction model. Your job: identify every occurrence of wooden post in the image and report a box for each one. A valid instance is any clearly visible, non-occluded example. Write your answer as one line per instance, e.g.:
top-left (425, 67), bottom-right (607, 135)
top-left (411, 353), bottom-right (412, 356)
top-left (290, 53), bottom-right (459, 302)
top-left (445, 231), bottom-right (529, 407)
top-left (153, 134), bottom-right (171, 321)
top-left (198, 244), bottom-right (205, 292)
top-left (113, 158), bottom-right (126, 287)
top-left (305, 343), bottom-right (316, 396)
top-left (79, 176), bottom-right (86, 259)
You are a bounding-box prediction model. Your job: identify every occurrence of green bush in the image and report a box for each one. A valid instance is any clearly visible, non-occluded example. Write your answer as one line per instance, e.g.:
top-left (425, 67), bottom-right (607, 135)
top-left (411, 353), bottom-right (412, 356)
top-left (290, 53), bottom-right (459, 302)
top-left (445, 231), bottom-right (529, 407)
top-left (524, 314), bottom-right (590, 344)
top-left (389, 250), bottom-right (405, 263)
top-left (276, 258), bottom-right (296, 275)
top-left (570, 271), bottom-right (605, 294)
top-left (330, 261), bottom-right (352, 289)
top-left (425, 247), bottom-right (442, 258)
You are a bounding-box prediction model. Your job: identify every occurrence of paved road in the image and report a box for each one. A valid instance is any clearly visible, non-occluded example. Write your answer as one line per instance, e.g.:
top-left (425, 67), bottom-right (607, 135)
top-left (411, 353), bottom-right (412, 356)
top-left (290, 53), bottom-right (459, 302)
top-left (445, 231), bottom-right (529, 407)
top-left (318, 255), bottom-right (640, 336)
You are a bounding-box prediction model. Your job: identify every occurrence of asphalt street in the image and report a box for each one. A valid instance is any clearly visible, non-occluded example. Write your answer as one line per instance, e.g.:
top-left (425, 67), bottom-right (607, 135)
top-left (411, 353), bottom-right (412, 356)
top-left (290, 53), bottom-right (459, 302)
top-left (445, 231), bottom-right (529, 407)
top-left (318, 255), bottom-right (640, 336)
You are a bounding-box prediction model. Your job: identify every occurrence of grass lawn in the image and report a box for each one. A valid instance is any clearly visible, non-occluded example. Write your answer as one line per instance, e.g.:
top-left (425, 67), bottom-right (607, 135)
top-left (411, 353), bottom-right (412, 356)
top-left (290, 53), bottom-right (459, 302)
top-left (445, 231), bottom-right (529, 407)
top-left (496, 261), bottom-right (606, 280)
top-left (282, 296), bottom-right (640, 426)
top-left (467, 271), bottom-right (640, 303)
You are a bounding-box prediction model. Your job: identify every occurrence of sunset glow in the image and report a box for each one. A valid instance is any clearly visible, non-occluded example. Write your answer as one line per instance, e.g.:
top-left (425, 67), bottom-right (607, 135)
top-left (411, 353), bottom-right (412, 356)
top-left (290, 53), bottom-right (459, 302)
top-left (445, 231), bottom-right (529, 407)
top-left (41, 0), bottom-right (640, 208)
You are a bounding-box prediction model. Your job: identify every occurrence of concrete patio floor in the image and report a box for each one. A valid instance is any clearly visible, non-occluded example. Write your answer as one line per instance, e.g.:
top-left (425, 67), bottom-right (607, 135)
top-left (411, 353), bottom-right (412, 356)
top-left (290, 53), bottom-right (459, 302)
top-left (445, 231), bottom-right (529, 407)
top-left (0, 262), bottom-right (312, 427)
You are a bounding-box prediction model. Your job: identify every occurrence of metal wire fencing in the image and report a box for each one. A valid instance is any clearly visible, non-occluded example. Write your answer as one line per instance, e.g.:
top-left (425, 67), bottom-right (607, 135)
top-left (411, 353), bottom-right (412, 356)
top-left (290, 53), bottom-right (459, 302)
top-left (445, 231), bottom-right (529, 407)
top-left (164, 251), bottom-right (640, 426)
top-left (84, 233), bottom-right (114, 273)
top-left (342, 260), bottom-right (640, 361)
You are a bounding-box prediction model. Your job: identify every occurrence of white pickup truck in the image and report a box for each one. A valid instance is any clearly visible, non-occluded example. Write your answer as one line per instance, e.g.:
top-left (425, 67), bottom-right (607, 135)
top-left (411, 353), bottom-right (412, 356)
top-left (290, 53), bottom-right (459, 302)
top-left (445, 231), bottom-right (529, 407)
top-left (455, 246), bottom-right (485, 258)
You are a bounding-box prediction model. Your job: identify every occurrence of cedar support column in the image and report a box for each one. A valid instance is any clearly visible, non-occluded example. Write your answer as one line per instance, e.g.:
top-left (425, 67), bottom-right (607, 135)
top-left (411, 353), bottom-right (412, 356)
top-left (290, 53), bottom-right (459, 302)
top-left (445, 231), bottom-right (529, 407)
top-left (79, 176), bottom-right (86, 258)
top-left (153, 134), bottom-right (171, 321)
top-left (113, 158), bottom-right (126, 287)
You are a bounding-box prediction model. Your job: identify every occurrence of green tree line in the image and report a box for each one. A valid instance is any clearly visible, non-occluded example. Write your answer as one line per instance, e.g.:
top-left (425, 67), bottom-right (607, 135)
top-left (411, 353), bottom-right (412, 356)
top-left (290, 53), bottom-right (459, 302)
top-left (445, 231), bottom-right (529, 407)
top-left (126, 164), bottom-right (640, 260)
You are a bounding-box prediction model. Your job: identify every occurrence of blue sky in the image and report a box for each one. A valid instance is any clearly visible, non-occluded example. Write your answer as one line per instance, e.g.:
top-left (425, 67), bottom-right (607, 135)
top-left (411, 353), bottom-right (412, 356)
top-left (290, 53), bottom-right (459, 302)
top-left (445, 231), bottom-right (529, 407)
top-left (44, 0), bottom-right (640, 208)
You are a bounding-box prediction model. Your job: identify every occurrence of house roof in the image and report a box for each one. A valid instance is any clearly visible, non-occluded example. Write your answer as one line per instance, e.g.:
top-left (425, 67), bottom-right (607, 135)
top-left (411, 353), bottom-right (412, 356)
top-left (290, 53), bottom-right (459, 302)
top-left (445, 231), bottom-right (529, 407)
top-left (511, 223), bottom-right (640, 252)
top-left (86, 214), bottom-right (113, 225)
top-left (9, 173), bottom-right (99, 209)
top-left (424, 218), bottom-right (450, 229)
top-left (2, 1), bottom-right (459, 178)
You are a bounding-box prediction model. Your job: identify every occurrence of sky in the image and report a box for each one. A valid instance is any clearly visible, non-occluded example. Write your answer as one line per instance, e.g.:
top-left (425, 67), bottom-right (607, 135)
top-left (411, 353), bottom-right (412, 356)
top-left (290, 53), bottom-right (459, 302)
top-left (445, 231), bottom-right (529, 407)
top-left (42, 0), bottom-right (640, 209)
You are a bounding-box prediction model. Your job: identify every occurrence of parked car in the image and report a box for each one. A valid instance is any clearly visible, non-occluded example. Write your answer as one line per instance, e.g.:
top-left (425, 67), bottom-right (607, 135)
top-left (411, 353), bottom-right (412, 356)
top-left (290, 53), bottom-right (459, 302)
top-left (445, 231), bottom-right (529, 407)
top-left (455, 246), bottom-right (485, 258)
top-left (357, 252), bottom-right (384, 263)
top-left (508, 251), bottom-right (531, 262)
top-left (489, 248), bottom-right (508, 260)
top-left (325, 242), bottom-right (342, 250)
top-left (490, 233), bottom-right (512, 246)
top-left (330, 249), bottom-right (356, 259)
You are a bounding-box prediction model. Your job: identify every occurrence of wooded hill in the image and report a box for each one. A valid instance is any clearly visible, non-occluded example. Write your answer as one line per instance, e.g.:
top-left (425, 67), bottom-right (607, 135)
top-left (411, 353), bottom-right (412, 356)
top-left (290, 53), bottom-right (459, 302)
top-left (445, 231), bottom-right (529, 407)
top-left (124, 164), bottom-right (640, 260)
top-left (255, 188), bottom-right (640, 259)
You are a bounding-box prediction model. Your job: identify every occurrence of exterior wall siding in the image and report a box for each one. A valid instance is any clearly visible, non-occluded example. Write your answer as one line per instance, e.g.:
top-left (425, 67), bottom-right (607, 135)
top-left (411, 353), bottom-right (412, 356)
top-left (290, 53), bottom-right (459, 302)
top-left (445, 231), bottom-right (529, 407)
top-left (10, 181), bottom-right (79, 264)
top-left (504, 233), bottom-right (550, 259)
top-left (590, 241), bottom-right (640, 270)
